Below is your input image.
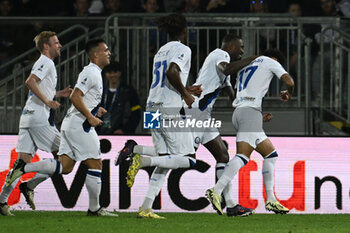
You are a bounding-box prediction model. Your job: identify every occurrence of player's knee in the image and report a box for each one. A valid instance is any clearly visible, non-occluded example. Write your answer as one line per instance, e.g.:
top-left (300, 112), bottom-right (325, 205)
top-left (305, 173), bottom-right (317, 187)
top-left (61, 165), bottom-right (73, 174)
top-left (18, 153), bottom-right (33, 163)
top-left (218, 153), bottom-right (229, 163)
top-left (215, 146), bottom-right (230, 163)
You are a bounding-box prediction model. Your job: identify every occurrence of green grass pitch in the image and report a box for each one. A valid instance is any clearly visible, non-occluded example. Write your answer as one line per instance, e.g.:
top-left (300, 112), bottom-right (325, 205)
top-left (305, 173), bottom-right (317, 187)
top-left (1, 211), bottom-right (349, 233)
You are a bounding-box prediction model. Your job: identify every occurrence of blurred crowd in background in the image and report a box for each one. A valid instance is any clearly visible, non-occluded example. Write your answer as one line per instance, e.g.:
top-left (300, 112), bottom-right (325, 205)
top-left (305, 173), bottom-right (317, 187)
top-left (0, 0), bottom-right (349, 17)
top-left (0, 0), bottom-right (349, 67)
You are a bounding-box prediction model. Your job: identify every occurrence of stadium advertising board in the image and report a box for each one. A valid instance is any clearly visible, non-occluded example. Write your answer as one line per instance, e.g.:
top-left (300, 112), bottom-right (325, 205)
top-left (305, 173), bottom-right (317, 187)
top-left (0, 135), bottom-right (349, 214)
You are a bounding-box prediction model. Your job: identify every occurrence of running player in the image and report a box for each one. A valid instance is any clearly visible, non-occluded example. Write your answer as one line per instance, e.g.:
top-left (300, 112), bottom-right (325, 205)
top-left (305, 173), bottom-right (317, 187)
top-left (206, 48), bottom-right (294, 215)
top-left (117, 34), bottom-right (258, 217)
top-left (5, 38), bottom-right (118, 217)
top-left (124, 13), bottom-right (199, 219)
top-left (0, 31), bottom-right (72, 216)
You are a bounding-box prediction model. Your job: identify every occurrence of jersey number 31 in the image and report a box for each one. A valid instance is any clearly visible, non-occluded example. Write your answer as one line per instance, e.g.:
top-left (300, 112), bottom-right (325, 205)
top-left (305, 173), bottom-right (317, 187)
top-left (151, 60), bottom-right (168, 89)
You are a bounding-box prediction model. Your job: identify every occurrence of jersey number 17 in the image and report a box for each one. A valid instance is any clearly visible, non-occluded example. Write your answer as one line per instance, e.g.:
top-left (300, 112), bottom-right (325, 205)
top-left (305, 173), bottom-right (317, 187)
top-left (238, 65), bottom-right (258, 91)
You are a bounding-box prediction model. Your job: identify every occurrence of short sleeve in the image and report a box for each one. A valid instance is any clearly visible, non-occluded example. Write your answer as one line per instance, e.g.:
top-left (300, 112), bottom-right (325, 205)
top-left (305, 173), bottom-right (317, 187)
top-left (269, 59), bottom-right (288, 79)
top-left (215, 50), bottom-right (230, 67)
top-left (31, 59), bottom-right (52, 80)
top-left (169, 45), bottom-right (191, 72)
top-left (75, 71), bottom-right (95, 95)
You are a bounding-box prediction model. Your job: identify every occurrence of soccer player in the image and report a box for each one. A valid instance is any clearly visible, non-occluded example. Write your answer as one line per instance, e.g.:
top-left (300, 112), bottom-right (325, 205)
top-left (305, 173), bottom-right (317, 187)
top-left (5, 38), bottom-right (118, 217)
top-left (117, 34), bottom-right (258, 216)
top-left (206, 48), bottom-right (294, 215)
top-left (0, 31), bottom-right (72, 216)
top-left (121, 13), bottom-right (200, 219)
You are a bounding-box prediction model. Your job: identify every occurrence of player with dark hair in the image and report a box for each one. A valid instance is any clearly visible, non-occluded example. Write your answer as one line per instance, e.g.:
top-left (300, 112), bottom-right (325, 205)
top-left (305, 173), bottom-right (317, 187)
top-left (206, 48), bottom-right (294, 215)
top-left (121, 13), bottom-right (201, 219)
top-left (5, 38), bottom-right (118, 217)
top-left (117, 34), bottom-right (257, 217)
top-left (0, 31), bottom-right (72, 216)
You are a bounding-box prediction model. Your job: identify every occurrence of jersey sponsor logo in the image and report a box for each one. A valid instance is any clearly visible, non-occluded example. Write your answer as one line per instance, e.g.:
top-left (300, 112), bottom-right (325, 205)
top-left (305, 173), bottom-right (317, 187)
top-left (38, 64), bottom-right (44, 71)
top-left (81, 78), bottom-right (88, 85)
top-left (143, 110), bottom-right (161, 129)
top-left (178, 53), bottom-right (185, 60)
top-left (22, 108), bottom-right (35, 115)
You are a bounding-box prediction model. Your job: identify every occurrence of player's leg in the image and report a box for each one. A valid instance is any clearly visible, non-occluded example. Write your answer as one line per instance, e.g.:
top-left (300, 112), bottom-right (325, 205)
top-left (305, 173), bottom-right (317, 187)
top-left (255, 138), bottom-right (289, 214)
top-left (203, 136), bottom-right (233, 206)
top-left (20, 151), bottom-right (58, 198)
top-left (0, 151), bottom-right (33, 216)
top-left (1, 128), bottom-right (38, 215)
top-left (206, 141), bottom-right (252, 214)
top-left (210, 132), bottom-right (254, 197)
top-left (19, 126), bottom-right (61, 209)
top-left (137, 167), bottom-right (168, 219)
top-left (5, 129), bottom-right (75, 187)
top-left (145, 129), bottom-right (196, 168)
top-left (206, 108), bottom-right (257, 215)
top-left (115, 140), bottom-right (159, 166)
top-left (67, 128), bottom-right (117, 217)
top-left (127, 130), bottom-right (196, 188)
top-left (84, 158), bottom-right (118, 217)
top-left (29, 150), bottom-right (57, 191)
top-left (204, 136), bottom-right (254, 216)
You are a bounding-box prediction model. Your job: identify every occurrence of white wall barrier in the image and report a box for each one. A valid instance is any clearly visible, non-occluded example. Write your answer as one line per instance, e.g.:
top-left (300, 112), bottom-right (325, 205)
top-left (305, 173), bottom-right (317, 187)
top-left (0, 135), bottom-right (349, 213)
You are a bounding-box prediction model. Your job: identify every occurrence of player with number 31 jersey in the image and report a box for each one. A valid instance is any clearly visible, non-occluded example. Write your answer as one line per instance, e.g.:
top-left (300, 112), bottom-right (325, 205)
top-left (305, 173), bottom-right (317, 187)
top-left (147, 41), bottom-right (191, 108)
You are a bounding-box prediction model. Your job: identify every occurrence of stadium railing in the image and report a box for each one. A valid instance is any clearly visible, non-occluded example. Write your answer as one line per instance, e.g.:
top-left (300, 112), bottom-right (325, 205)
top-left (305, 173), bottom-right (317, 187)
top-left (0, 14), bottom-right (349, 135)
top-left (0, 23), bottom-right (98, 133)
top-left (319, 25), bottom-right (350, 133)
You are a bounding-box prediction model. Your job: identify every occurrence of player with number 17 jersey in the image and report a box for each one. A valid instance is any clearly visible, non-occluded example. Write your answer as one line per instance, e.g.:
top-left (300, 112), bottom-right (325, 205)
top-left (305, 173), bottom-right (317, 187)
top-left (147, 41), bottom-right (191, 108)
top-left (233, 56), bottom-right (287, 110)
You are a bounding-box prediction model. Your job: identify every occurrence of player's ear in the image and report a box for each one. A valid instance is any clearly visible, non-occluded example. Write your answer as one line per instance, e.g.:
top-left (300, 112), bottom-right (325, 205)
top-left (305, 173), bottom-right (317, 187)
top-left (43, 43), bottom-right (49, 50)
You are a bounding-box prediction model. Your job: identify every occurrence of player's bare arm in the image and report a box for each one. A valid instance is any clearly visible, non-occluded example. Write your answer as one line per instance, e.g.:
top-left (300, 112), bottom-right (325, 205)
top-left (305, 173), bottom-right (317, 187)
top-left (166, 62), bottom-right (194, 108)
top-left (70, 87), bottom-right (103, 127)
top-left (25, 74), bottom-right (60, 110)
top-left (56, 85), bottom-right (73, 98)
top-left (280, 73), bottom-right (295, 102)
top-left (219, 56), bottom-right (258, 76)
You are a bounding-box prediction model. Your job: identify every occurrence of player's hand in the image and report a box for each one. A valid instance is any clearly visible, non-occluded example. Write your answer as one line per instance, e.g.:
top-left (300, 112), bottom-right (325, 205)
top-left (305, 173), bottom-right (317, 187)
top-left (183, 91), bottom-right (195, 109)
top-left (186, 85), bottom-right (202, 97)
top-left (263, 113), bottom-right (273, 122)
top-left (57, 85), bottom-right (73, 98)
top-left (46, 100), bottom-right (61, 110)
top-left (97, 107), bottom-right (107, 117)
top-left (280, 90), bottom-right (291, 102)
top-left (88, 116), bottom-right (103, 127)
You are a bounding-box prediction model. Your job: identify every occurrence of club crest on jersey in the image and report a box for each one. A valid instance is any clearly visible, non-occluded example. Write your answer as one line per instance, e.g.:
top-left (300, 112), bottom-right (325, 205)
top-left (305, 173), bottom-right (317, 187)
top-left (143, 110), bottom-right (161, 129)
top-left (38, 64), bottom-right (44, 71)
